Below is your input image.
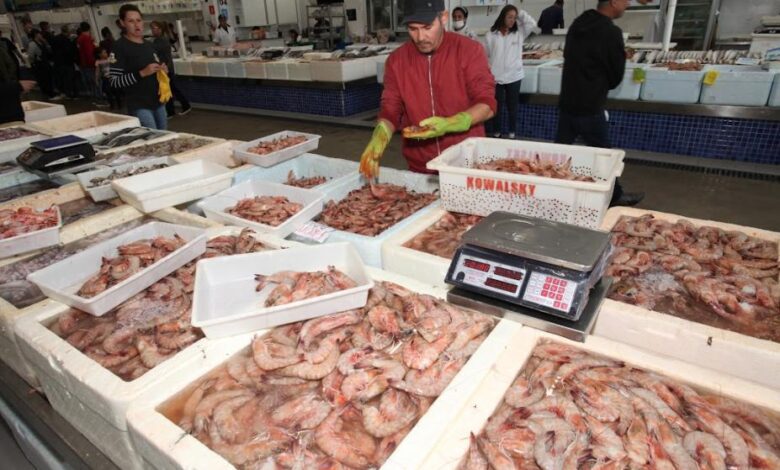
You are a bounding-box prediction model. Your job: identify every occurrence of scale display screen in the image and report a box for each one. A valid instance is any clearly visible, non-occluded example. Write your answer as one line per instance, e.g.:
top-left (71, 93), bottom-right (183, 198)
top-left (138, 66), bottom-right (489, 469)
top-left (452, 255), bottom-right (526, 297)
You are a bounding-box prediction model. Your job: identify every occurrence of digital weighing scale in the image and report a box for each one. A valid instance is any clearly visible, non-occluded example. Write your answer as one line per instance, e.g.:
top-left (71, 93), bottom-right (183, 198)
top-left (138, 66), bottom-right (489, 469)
top-left (17, 135), bottom-right (97, 179)
top-left (445, 212), bottom-right (612, 342)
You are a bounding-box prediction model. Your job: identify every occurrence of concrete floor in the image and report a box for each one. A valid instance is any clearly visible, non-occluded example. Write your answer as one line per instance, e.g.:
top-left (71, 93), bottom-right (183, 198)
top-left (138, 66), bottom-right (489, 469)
top-left (60, 100), bottom-right (780, 232)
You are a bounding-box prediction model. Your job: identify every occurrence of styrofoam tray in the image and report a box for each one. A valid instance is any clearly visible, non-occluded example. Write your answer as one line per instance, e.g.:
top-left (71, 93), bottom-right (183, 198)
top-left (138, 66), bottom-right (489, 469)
top-left (418, 327), bottom-right (780, 469)
top-left (127, 267), bottom-right (521, 470)
top-left (0, 126), bottom-right (48, 164)
top-left (198, 179), bottom-right (324, 238)
top-left (521, 59), bottom-right (560, 94)
top-left (289, 167), bottom-right (440, 267)
top-left (538, 61), bottom-right (563, 95)
top-left (22, 101), bottom-right (66, 123)
top-left (426, 137), bottom-right (625, 228)
top-left (640, 68), bottom-right (705, 104)
top-left (233, 131), bottom-right (321, 168)
top-left (77, 157), bottom-right (176, 202)
top-left (232, 152), bottom-right (358, 193)
top-left (192, 243), bottom-right (372, 338)
top-left (27, 112), bottom-right (141, 141)
top-left (0, 206), bottom-right (61, 259)
top-left (27, 222), bottom-right (206, 316)
top-left (13, 227), bottom-right (300, 469)
top-left (112, 160), bottom-right (233, 213)
top-left (608, 63), bottom-right (648, 101)
top-left (594, 207), bottom-right (780, 389)
top-left (699, 65), bottom-right (776, 106)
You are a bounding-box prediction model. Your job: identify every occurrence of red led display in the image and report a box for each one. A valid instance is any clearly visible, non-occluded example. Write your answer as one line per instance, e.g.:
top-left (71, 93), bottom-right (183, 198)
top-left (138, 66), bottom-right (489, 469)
top-left (494, 266), bottom-right (524, 281)
top-left (485, 278), bottom-right (518, 293)
top-left (464, 259), bottom-right (490, 272)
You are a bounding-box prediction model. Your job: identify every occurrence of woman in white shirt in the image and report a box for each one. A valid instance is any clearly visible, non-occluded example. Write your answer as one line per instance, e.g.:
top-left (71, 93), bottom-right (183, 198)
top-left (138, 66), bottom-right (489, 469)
top-left (452, 7), bottom-right (477, 40)
top-left (485, 5), bottom-right (537, 139)
top-left (211, 15), bottom-right (236, 48)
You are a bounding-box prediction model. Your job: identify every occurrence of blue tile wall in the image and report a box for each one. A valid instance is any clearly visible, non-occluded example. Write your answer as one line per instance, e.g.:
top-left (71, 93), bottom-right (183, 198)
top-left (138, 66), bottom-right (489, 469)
top-left (178, 78), bottom-right (381, 117)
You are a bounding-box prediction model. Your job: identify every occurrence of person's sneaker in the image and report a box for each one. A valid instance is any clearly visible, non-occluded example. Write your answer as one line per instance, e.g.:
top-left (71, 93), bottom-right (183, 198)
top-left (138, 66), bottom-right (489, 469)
top-left (50, 94), bottom-right (65, 101)
top-left (613, 192), bottom-right (645, 207)
top-left (491, 132), bottom-right (501, 138)
top-left (508, 133), bottom-right (516, 139)
top-left (94, 101), bottom-right (110, 108)
top-left (179, 106), bottom-right (192, 116)
top-left (167, 114), bottom-right (176, 120)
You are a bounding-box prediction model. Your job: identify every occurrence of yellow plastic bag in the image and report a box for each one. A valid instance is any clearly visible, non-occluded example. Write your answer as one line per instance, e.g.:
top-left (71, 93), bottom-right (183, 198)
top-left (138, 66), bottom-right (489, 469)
top-left (157, 69), bottom-right (172, 103)
top-left (703, 70), bottom-right (719, 86)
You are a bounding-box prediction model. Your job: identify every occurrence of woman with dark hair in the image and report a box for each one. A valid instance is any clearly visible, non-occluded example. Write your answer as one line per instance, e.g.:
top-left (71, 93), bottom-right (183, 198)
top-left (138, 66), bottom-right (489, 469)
top-left (451, 7), bottom-right (476, 40)
top-left (151, 20), bottom-right (191, 117)
top-left (100, 27), bottom-right (114, 54)
top-left (485, 5), bottom-right (536, 139)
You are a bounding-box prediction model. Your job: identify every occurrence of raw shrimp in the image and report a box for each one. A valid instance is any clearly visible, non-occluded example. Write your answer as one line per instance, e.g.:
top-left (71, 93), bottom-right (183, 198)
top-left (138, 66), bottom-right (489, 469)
top-left (459, 433), bottom-right (489, 470)
top-left (315, 406), bottom-right (377, 468)
top-left (362, 389), bottom-right (418, 438)
top-left (682, 431), bottom-right (727, 470)
top-left (392, 356), bottom-right (466, 397)
top-left (299, 310), bottom-right (362, 348)
top-left (270, 392), bottom-right (331, 430)
top-left (252, 336), bottom-right (303, 370)
top-left (367, 305), bottom-right (402, 335)
top-left (505, 376), bottom-right (545, 408)
top-left (277, 346), bottom-right (338, 380)
top-left (402, 332), bottom-right (454, 370)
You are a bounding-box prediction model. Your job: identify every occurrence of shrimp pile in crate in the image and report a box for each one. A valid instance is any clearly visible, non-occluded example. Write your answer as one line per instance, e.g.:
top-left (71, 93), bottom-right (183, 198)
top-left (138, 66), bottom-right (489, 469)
top-left (161, 282), bottom-right (495, 468)
top-left (475, 156), bottom-right (596, 182)
top-left (0, 206), bottom-right (59, 239)
top-left (404, 212), bottom-right (483, 259)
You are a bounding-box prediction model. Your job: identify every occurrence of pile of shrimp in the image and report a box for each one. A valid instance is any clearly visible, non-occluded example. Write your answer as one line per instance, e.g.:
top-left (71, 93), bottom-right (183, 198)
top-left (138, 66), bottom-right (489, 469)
top-left (50, 229), bottom-right (266, 381)
top-left (320, 184), bottom-right (437, 237)
top-left (77, 234), bottom-right (187, 298)
top-left (607, 214), bottom-right (780, 342)
top-left (404, 212), bottom-right (484, 259)
top-left (247, 135), bottom-right (307, 156)
top-left (474, 156), bottom-right (596, 182)
top-left (285, 170), bottom-right (328, 189)
top-left (168, 281), bottom-right (495, 468)
top-left (0, 206), bottom-right (59, 240)
top-left (255, 266), bottom-right (357, 307)
top-left (462, 341), bottom-right (780, 470)
top-left (227, 196), bottom-right (303, 227)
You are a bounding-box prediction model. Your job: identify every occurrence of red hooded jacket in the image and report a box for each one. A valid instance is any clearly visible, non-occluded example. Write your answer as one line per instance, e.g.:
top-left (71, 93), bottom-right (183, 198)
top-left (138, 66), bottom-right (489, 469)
top-left (379, 32), bottom-right (497, 173)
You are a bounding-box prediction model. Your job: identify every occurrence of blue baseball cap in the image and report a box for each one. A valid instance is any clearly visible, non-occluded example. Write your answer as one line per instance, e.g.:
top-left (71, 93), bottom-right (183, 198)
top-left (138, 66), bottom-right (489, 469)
top-left (403, 0), bottom-right (446, 25)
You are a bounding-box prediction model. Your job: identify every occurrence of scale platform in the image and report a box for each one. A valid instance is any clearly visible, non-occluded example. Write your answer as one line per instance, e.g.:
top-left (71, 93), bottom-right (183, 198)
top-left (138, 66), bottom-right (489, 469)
top-left (447, 277), bottom-right (611, 342)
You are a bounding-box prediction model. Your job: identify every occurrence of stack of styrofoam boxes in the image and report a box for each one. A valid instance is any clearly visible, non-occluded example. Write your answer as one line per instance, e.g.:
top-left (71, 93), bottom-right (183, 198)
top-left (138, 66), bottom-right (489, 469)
top-left (125, 268), bottom-right (521, 470)
top-left (13, 228), bottom-right (299, 470)
top-left (521, 59), bottom-right (560, 94)
top-left (28, 112), bottom-right (140, 141)
top-left (593, 207), bottom-right (780, 390)
top-left (538, 60), bottom-right (564, 95)
top-left (640, 66), bottom-right (705, 104)
top-left (418, 327), bottom-right (780, 469)
top-left (770, 72), bottom-right (780, 107)
top-left (699, 65), bottom-right (777, 106)
top-left (608, 63), bottom-right (649, 101)
top-left (232, 153), bottom-right (358, 192)
top-left (22, 101), bottom-right (66, 123)
top-left (288, 167), bottom-right (440, 268)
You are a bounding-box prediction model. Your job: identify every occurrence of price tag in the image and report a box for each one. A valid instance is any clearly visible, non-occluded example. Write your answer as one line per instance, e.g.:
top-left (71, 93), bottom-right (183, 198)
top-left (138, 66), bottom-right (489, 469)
top-left (632, 67), bottom-right (646, 83)
top-left (293, 221), bottom-right (334, 243)
top-left (703, 70), bottom-right (720, 86)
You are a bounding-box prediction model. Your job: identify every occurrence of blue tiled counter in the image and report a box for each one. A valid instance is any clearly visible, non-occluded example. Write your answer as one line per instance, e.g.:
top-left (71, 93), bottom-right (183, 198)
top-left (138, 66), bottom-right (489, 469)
top-left (177, 76), bottom-right (382, 117)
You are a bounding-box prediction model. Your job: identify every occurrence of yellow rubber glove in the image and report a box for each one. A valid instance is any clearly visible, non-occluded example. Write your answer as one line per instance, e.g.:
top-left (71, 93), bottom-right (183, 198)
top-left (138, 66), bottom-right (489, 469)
top-left (157, 70), bottom-right (172, 103)
top-left (359, 121), bottom-right (392, 179)
top-left (403, 112), bottom-right (473, 140)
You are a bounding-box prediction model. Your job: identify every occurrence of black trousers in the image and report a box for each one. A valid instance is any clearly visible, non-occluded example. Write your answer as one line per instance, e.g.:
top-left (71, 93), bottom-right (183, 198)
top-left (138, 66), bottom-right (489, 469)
top-left (555, 110), bottom-right (624, 204)
top-left (487, 79), bottom-right (521, 136)
top-left (53, 64), bottom-right (77, 98)
top-left (165, 74), bottom-right (191, 116)
top-left (32, 61), bottom-right (55, 97)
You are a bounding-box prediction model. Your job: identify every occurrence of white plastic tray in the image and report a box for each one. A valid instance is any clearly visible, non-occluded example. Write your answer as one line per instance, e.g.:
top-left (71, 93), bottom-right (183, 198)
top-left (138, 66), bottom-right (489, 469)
top-left (233, 131), bottom-right (321, 168)
top-left (77, 157), bottom-right (175, 202)
top-left (22, 101), bottom-right (66, 123)
top-left (27, 112), bottom-right (141, 141)
top-left (0, 126), bottom-right (47, 164)
top-left (594, 207), bottom-right (780, 389)
top-left (426, 137), bottom-right (625, 228)
top-left (27, 222), bottom-right (206, 316)
top-left (127, 268), bottom-right (521, 470)
top-left (418, 327), bottom-right (780, 469)
top-left (289, 167), bottom-right (440, 267)
top-left (112, 160), bottom-right (233, 213)
top-left (699, 65), bottom-right (776, 106)
top-left (640, 67), bottom-right (705, 104)
top-left (198, 179), bottom-right (324, 238)
top-left (0, 206), bottom-right (61, 259)
top-left (192, 242), bottom-right (372, 338)
top-left (232, 153), bottom-right (358, 193)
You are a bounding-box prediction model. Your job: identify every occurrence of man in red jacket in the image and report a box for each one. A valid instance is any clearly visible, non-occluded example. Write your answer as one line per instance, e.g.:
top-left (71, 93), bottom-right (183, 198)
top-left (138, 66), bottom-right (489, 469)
top-left (76, 22), bottom-right (99, 100)
top-left (359, 0), bottom-right (496, 177)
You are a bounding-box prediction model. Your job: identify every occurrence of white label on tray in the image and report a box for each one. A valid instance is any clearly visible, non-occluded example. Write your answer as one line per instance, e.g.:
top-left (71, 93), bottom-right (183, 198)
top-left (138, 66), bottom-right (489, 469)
top-left (522, 271), bottom-right (577, 312)
top-left (294, 221), bottom-right (334, 243)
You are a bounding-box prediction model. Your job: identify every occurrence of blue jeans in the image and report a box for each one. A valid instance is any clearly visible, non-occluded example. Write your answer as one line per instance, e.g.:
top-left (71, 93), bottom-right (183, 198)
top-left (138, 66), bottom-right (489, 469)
top-left (133, 106), bottom-right (167, 130)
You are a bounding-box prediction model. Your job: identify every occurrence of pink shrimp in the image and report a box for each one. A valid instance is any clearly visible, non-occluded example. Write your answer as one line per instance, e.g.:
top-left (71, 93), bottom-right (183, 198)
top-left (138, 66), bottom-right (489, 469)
top-left (682, 431), bottom-right (727, 470)
top-left (315, 406), bottom-right (377, 468)
top-left (402, 332), bottom-right (454, 370)
top-left (270, 392), bottom-right (331, 430)
top-left (362, 389), bottom-right (418, 438)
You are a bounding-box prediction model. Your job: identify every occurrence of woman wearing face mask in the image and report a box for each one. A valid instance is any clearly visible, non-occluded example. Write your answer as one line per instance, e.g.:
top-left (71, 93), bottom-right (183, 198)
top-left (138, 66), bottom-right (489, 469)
top-left (451, 7), bottom-right (477, 40)
top-left (485, 4), bottom-right (536, 139)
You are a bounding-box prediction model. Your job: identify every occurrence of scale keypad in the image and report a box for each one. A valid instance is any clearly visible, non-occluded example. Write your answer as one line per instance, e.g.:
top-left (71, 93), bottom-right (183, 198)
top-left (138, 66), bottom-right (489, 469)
top-left (522, 272), bottom-right (577, 312)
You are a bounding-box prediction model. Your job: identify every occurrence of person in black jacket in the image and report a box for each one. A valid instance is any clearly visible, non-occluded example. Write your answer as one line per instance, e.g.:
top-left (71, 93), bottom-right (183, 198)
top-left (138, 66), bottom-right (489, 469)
top-left (51, 25), bottom-right (78, 99)
top-left (538, 0), bottom-right (564, 35)
top-left (0, 46), bottom-right (35, 126)
top-left (556, 0), bottom-right (643, 207)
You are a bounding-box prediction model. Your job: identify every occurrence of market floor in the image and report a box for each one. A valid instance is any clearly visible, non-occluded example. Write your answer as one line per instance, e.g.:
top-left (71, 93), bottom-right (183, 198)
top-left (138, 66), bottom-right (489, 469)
top-left (62, 100), bottom-right (780, 232)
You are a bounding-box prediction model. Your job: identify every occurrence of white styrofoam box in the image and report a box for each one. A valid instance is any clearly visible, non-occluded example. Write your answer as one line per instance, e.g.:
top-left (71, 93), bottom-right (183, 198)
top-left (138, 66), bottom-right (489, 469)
top-left (749, 32), bottom-right (780, 54)
top-left (28, 112), bottom-right (141, 141)
top-left (381, 207), bottom-right (453, 289)
top-left (286, 60), bottom-right (312, 81)
top-left (594, 207), bottom-right (780, 389)
top-left (232, 153), bottom-right (357, 193)
top-left (265, 60), bottom-right (289, 80)
top-left (190, 60), bottom-right (209, 77)
top-left (376, 55), bottom-right (388, 83)
top-left (311, 57), bottom-right (377, 82)
top-left (770, 72), bottom-right (780, 107)
top-left (0, 166), bottom-right (40, 190)
top-left (13, 228), bottom-right (298, 470)
top-left (243, 60), bottom-right (267, 79)
top-left (112, 160), bottom-right (233, 213)
top-left (198, 179), bottom-right (325, 238)
top-left (426, 137), bottom-right (625, 228)
top-left (94, 131), bottom-right (180, 160)
top-left (77, 157), bottom-right (175, 202)
top-left (291, 168), bottom-right (440, 268)
top-left (206, 59), bottom-right (228, 77)
top-left (233, 131), bottom-right (321, 168)
top-left (192, 243), bottom-right (373, 338)
top-left (521, 59), bottom-right (560, 94)
top-left (608, 63), bottom-right (648, 101)
top-left (640, 67), bottom-right (705, 104)
top-left (538, 61), bottom-right (563, 95)
top-left (224, 59), bottom-right (246, 78)
top-left (0, 207), bottom-right (61, 259)
top-left (172, 58), bottom-right (192, 76)
top-left (27, 222), bottom-right (207, 316)
top-left (419, 327), bottom-right (780, 469)
top-left (699, 65), bottom-right (776, 106)
top-left (22, 101), bottom-right (66, 123)
top-left (0, 126), bottom-right (48, 164)
top-left (127, 267), bottom-right (521, 470)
